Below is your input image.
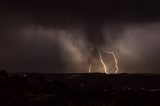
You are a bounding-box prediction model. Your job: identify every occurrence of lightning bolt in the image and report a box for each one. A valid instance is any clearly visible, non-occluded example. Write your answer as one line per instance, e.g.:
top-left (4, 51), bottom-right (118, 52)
top-left (103, 51), bottom-right (118, 74)
top-left (98, 49), bottom-right (108, 74)
top-left (90, 43), bottom-right (118, 74)
top-left (89, 64), bottom-right (92, 73)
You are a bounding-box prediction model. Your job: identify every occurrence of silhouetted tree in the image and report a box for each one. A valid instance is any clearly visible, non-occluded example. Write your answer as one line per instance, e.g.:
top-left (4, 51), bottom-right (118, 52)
top-left (0, 69), bottom-right (8, 79)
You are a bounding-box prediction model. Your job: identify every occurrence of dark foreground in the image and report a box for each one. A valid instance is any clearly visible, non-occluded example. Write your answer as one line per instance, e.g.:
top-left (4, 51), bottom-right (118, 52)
top-left (0, 71), bottom-right (160, 106)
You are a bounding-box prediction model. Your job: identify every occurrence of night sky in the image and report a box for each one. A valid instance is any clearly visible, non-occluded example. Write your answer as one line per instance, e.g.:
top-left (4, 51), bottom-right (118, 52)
top-left (0, 1), bottom-right (160, 73)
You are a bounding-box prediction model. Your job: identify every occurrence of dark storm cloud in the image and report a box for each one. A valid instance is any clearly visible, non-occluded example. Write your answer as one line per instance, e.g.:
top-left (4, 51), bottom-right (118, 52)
top-left (0, 9), bottom-right (89, 72)
top-left (102, 22), bottom-right (160, 73)
top-left (1, 1), bottom-right (160, 73)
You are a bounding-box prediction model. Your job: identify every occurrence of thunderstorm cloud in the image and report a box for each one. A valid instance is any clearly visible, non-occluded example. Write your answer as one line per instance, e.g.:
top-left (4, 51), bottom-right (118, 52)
top-left (1, 2), bottom-right (160, 73)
